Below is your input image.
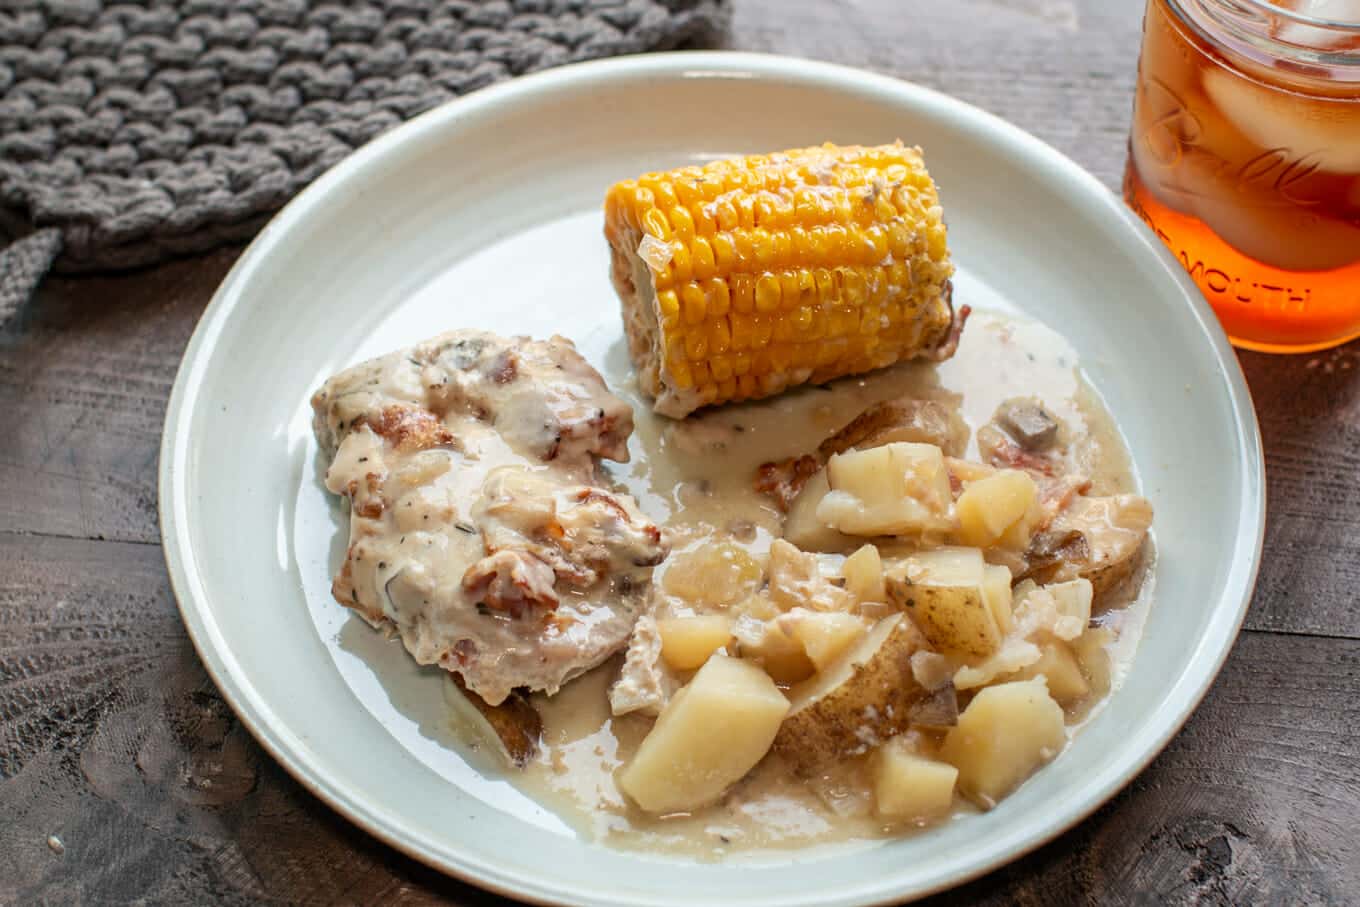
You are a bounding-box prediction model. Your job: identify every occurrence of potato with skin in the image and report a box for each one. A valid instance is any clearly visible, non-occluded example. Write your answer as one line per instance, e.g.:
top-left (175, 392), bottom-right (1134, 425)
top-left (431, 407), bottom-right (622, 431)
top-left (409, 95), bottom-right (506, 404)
top-left (1040, 495), bottom-right (1153, 602)
top-left (873, 737), bottom-right (959, 821)
top-left (884, 548), bottom-right (1011, 657)
top-left (939, 677), bottom-right (1066, 807)
top-left (773, 614), bottom-right (930, 775)
top-left (657, 615), bottom-right (733, 671)
top-left (818, 397), bottom-right (970, 461)
top-left (618, 655), bottom-right (790, 813)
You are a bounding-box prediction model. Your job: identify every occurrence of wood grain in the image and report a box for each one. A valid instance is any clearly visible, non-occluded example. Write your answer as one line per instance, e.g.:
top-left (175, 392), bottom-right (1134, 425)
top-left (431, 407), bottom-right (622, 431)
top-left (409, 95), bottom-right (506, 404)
top-left (3, 0), bottom-right (1359, 904)
top-left (1, 248), bottom-right (240, 545)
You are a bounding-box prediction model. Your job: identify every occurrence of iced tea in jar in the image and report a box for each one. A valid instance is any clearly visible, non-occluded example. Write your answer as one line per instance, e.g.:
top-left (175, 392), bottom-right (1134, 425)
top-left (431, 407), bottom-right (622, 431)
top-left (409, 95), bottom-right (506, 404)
top-left (1125, 0), bottom-right (1360, 352)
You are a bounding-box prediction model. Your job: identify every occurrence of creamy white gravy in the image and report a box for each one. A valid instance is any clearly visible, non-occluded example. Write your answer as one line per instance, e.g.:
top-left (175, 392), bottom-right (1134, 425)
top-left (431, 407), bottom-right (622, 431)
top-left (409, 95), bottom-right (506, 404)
top-left (447, 311), bottom-right (1155, 858)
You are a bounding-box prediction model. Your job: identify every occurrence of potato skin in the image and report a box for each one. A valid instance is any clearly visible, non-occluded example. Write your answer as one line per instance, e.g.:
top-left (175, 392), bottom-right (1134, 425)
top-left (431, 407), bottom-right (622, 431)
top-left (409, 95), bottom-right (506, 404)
top-left (887, 579), bottom-right (1001, 658)
top-left (772, 615), bottom-right (930, 775)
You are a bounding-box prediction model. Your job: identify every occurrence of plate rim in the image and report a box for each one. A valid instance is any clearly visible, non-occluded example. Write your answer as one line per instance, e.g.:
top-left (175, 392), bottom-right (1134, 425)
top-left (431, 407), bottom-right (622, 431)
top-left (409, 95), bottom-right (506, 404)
top-left (158, 50), bottom-right (1266, 906)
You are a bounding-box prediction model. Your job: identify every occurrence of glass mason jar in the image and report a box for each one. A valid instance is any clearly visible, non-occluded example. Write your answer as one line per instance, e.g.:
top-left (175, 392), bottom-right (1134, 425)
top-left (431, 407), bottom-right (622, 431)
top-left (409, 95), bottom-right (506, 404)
top-left (1124, 0), bottom-right (1360, 352)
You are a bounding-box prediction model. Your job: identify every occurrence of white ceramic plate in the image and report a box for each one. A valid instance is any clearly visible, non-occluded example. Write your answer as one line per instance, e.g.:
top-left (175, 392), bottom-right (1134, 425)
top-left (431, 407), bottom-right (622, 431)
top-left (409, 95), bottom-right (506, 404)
top-left (160, 52), bottom-right (1264, 906)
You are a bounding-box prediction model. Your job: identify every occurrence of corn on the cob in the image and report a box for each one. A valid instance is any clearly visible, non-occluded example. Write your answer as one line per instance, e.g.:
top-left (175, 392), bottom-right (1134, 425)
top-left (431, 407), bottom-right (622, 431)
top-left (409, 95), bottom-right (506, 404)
top-left (604, 142), bottom-right (957, 418)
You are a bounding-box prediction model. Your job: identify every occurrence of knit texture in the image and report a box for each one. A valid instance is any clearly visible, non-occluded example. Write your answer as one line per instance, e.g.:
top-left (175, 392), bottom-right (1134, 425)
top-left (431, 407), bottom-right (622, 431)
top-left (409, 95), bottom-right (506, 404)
top-left (0, 0), bottom-right (728, 320)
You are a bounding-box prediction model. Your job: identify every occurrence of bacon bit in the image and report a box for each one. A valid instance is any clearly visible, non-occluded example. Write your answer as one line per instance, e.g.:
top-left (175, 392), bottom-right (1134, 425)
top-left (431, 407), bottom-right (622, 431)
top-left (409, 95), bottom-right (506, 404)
top-left (450, 638), bottom-right (477, 666)
top-left (488, 351), bottom-right (519, 385)
top-left (350, 472), bottom-right (386, 518)
top-left (357, 405), bottom-right (456, 452)
top-left (755, 455), bottom-right (820, 512)
top-left (462, 550), bottom-right (560, 619)
top-left (1038, 475), bottom-right (1092, 527)
top-left (947, 470), bottom-right (964, 496)
top-left (544, 611), bottom-right (578, 637)
top-left (575, 487), bottom-right (633, 521)
top-left (985, 434), bottom-right (1059, 476)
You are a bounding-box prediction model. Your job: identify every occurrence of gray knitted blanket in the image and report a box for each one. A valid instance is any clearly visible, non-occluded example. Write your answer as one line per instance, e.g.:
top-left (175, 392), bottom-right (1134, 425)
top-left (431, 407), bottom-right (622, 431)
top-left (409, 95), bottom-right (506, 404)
top-left (0, 0), bottom-right (727, 321)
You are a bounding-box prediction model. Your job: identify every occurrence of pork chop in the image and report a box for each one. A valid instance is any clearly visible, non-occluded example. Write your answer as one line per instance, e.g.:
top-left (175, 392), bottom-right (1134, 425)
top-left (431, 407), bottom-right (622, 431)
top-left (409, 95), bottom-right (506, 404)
top-left (312, 330), bottom-right (666, 705)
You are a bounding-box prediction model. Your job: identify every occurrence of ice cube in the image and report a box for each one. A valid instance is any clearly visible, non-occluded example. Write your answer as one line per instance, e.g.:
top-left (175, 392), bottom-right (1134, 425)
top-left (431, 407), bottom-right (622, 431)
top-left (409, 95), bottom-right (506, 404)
top-left (1203, 66), bottom-right (1360, 173)
top-left (1275, 0), bottom-right (1360, 51)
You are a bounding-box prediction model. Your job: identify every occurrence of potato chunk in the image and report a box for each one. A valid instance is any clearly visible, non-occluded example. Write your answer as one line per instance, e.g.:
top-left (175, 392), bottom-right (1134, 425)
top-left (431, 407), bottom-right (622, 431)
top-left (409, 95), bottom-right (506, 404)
top-left (733, 611), bottom-right (816, 684)
top-left (618, 655), bottom-right (789, 813)
top-left (817, 443), bottom-right (954, 537)
top-left (843, 544), bottom-right (886, 604)
top-left (662, 541), bottom-right (762, 607)
top-left (773, 614), bottom-right (929, 774)
top-left (1048, 578), bottom-right (1094, 629)
top-left (885, 547), bottom-right (1010, 657)
top-left (657, 615), bottom-right (733, 671)
top-left (955, 469), bottom-right (1039, 549)
top-left (1013, 641), bottom-right (1090, 703)
top-left (939, 678), bottom-right (1066, 807)
top-left (873, 738), bottom-right (959, 821)
top-left (783, 609), bottom-right (870, 671)
top-left (783, 470), bottom-right (859, 553)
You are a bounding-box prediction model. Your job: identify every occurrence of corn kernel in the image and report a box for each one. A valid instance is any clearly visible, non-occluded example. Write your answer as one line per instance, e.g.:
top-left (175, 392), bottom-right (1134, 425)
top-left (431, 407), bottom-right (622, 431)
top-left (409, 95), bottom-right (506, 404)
top-left (642, 207), bottom-right (672, 242)
top-left (860, 304), bottom-right (883, 334)
top-left (751, 314), bottom-right (774, 348)
top-left (755, 273), bottom-right (782, 313)
top-left (751, 229), bottom-right (776, 270)
top-left (736, 193), bottom-right (756, 231)
top-left (692, 203), bottom-right (716, 238)
top-left (690, 359), bottom-right (712, 388)
top-left (657, 288), bottom-right (680, 320)
top-left (731, 273), bottom-right (755, 313)
top-left (841, 267), bottom-right (867, 305)
top-left (674, 171), bottom-right (704, 206)
top-left (711, 233), bottom-right (736, 271)
top-left (713, 196), bottom-right (739, 232)
top-left (754, 193), bottom-right (778, 229)
top-left (685, 329), bottom-right (708, 362)
top-left (779, 271), bottom-right (801, 311)
top-left (772, 231), bottom-right (793, 270)
top-left (669, 206), bottom-right (695, 243)
top-left (691, 236), bottom-right (716, 280)
top-left (682, 283), bottom-right (707, 324)
top-left (709, 316), bottom-right (731, 355)
top-left (711, 354), bottom-right (733, 382)
top-left (666, 333), bottom-right (687, 365)
top-left (705, 277), bottom-right (730, 317)
top-left (769, 343), bottom-right (793, 372)
top-left (866, 225), bottom-right (890, 264)
top-left (669, 242), bottom-right (692, 284)
top-left (670, 359), bottom-right (693, 389)
top-left (927, 222), bottom-right (948, 261)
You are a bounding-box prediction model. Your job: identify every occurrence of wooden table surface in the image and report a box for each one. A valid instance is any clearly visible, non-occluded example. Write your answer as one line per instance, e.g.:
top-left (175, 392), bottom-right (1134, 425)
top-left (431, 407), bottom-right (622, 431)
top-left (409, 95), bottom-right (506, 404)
top-left (3, 1), bottom-right (1358, 903)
